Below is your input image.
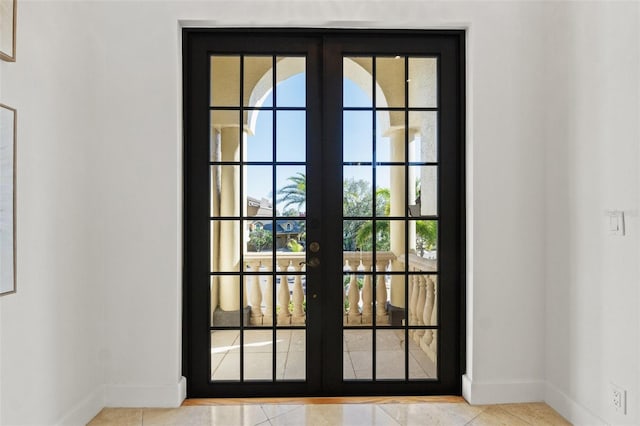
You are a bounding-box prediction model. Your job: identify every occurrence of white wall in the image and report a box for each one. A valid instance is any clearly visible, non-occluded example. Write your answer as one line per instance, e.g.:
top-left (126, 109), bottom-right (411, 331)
top-left (84, 0), bottom-right (550, 411)
top-left (0, 1), bottom-right (637, 425)
top-left (0, 2), bottom-right (105, 424)
top-left (544, 2), bottom-right (640, 425)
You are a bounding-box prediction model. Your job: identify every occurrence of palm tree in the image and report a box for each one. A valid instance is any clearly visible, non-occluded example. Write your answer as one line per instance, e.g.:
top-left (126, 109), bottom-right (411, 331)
top-left (277, 172), bottom-right (306, 212)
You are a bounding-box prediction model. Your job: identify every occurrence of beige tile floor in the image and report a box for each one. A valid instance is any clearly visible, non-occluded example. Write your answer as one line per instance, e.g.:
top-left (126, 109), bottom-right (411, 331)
top-left (211, 329), bottom-right (436, 381)
top-left (88, 400), bottom-right (572, 425)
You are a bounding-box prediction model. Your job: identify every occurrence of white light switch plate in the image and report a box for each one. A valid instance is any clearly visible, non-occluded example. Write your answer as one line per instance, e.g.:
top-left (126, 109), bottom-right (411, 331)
top-left (606, 210), bottom-right (625, 236)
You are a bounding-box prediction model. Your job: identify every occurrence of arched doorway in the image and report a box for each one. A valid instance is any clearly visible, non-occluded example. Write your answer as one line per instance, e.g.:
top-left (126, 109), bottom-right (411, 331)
top-left (183, 30), bottom-right (465, 397)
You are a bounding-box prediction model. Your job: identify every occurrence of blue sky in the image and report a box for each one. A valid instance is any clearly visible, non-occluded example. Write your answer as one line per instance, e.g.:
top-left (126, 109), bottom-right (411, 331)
top-left (245, 73), bottom-right (391, 212)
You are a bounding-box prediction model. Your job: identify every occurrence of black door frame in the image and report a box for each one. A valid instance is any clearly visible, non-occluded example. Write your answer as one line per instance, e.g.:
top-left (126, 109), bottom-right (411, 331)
top-left (183, 29), bottom-right (465, 398)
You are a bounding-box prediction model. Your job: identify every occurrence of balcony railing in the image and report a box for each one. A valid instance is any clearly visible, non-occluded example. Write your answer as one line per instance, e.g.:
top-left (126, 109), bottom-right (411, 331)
top-left (243, 251), bottom-right (437, 364)
top-left (398, 253), bottom-right (438, 363)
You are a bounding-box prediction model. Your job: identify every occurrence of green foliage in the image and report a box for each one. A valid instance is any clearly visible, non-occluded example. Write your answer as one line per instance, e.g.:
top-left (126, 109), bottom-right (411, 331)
top-left (275, 174), bottom-right (434, 256)
top-left (277, 172), bottom-right (306, 213)
top-left (342, 178), bottom-right (378, 250)
top-left (287, 239), bottom-right (304, 252)
top-left (353, 187), bottom-right (391, 251)
top-left (416, 220), bottom-right (437, 255)
top-left (248, 228), bottom-right (272, 252)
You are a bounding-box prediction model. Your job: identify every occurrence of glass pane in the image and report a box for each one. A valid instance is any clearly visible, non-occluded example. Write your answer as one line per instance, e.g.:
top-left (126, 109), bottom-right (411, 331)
top-left (210, 56), bottom-right (240, 107)
top-left (210, 166), bottom-right (240, 217)
top-left (247, 271), bottom-right (276, 327)
top-left (210, 111), bottom-right (240, 162)
top-left (344, 57), bottom-right (372, 108)
top-left (244, 56), bottom-right (273, 107)
top-left (408, 57), bottom-right (437, 108)
top-left (375, 110), bottom-right (404, 163)
top-left (246, 220), bottom-right (273, 253)
top-left (243, 330), bottom-right (273, 381)
top-left (376, 56), bottom-right (405, 108)
top-left (408, 274), bottom-right (438, 327)
top-left (278, 330), bottom-right (306, 380)
top-left (411, 220), bottom-right (438, 266)
top-left (411, 166), bottom-right (437, 217)
top-left (376, 330), bottom-right (405, 379)
top-left (377, 220), bottom-right (403, 272)
top-left (409, 329), bottom-right (438, 379)
top-left (210, 220), bottom-right (240, 272)
top-left (343, 166), bottom-right (373, 217)
top-left (275, 219), bottom-right (306, 253)
top-left (375, 165), bottom-right (401, 217)
top-left (244, 274), bottom-right (271, 327)
top-left (409, 111), bottom-right (437, 163)
top-left (343, 111), bottom-right (373, 163)
top-left (211, 330), bottom-right (240, 381)
top-left (276, 111), bottom-right (306, 162)
top-left (343, 219), bottom-right (368, 252)
top-left (245, 165), bottom-right (273, 217)
top-left (344, 329), bottom-right (372, 380)
top-left (384, 275), bottom-right (407, 327)
top-left (274, 248), bottom-right (306, 328)
top-left (276, 165), bottom-right (306, 216)
top-left (344, 270), bottom-right (374, 327)
top-left (245, 110), bottom-right (273, 162)
top-left (276, 56), bottom-right (305, 107)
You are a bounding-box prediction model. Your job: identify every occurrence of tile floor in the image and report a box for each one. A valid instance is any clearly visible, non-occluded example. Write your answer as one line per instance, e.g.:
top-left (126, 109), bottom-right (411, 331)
top-left (211, 329), bottom-right (436, 381)
top-left (88, 400), bottom-right (572, 425)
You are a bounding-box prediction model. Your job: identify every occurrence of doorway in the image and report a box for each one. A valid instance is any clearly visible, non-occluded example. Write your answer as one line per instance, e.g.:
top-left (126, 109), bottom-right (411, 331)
top-left (183, 30), bottom-right (465, 397)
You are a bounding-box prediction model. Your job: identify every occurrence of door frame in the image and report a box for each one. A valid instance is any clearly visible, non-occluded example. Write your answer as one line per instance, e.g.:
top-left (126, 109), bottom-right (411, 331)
top-left (182, 28), bottom-right (466, 398)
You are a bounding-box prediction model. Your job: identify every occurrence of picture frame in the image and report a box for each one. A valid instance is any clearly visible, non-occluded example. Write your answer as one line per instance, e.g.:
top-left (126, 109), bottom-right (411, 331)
top-left (0, 0), bottom-right (16, 62)
top-left (0, 103), bottom-right (15, 296)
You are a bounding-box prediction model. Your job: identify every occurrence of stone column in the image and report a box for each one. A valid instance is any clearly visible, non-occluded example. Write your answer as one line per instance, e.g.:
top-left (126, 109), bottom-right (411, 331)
top-left (218, 126), bottom-right (241, 312)
top-left (389, 128), bottom-right (405, 309)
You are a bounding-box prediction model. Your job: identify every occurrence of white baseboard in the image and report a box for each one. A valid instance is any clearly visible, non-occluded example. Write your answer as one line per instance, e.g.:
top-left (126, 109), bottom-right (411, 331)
top-left (462, 374), bottom-right (544, 405)
top-left (544, 381), bottom-right (606, 426)
top-left (55, 385), bottom-right (105, 426)
top-left (105, 376), bottom-right (187, 408)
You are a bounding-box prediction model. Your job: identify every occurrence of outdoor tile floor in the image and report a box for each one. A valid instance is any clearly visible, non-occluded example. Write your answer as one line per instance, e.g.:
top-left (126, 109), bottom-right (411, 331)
top-left (211, 329), bottom-right (435, 381)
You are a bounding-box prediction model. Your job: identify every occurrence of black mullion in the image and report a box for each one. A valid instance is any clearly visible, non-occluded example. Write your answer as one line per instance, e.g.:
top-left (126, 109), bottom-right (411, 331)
top-left (238, 55), bottom-right (246, 383)
top-left (209, 161), bottom-right (309, 166)
top-left (342, 162), bottom-right (440, 167)
top-left (271, 54), bottom-right (278, 383)
top-left (344, 107), bottom-right (439, 112)
top-left (371, 55), bottom-right (377, 382)
top-left (435, 53), bottom-right (442, 382)
top-left (403, 55), bottom-right (410, 382)
top-left (407, 162), bottom-right (439, 167)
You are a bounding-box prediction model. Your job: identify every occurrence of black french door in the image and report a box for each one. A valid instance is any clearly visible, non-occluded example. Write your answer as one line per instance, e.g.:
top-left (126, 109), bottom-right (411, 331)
top-left (183, 30), bottom-right (465, 397)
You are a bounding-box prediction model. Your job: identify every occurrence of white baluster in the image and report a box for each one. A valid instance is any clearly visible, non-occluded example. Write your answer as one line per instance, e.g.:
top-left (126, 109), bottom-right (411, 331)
top-left (277, 260), bottom-right (291, 325)
top-left (361, 270), bottom-right (373, 325)
top-left (247, 261), bottom-right (263, 325)
top-left (263, 268), bottom-right (274, 326)
top-left (421, 277), bottom-right (434, 351)
top-left (409, 274), bottom-right (419, 326)
top-left (348, 274), bottom-right (361, 324)
top-left (414, 276), bottom-right (427, 342)
top-left (292, 263), bottom-right (305, 324)
top-left (375, 261), bottom-right (388, 324)
top-left (430, 276), bottom-right (438, 326)
top-left (343, 259), bottom-right (351, 324)
top-left (424, 276), bottom-right (434, 326)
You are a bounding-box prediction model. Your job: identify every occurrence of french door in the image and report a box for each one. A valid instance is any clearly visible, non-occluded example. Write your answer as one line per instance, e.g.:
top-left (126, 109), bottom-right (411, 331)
top-left (183, 30), bottom-right (465, 397)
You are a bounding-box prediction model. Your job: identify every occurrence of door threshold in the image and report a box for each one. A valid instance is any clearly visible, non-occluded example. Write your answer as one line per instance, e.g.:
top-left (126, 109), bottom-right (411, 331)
top-left (183, 396), bottom-right (464, 406)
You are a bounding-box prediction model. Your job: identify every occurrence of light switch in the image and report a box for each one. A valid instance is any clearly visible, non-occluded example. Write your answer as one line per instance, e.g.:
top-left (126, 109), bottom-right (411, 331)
top-left (606, 210), bottom-right (625, 236)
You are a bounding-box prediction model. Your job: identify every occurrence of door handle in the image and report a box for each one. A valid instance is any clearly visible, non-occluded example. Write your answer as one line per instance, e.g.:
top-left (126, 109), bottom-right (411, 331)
top-left (299, 257), bottom-right (320, 268)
